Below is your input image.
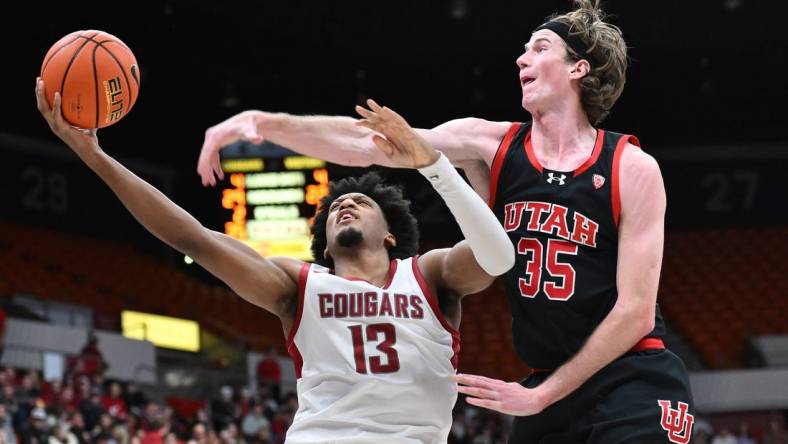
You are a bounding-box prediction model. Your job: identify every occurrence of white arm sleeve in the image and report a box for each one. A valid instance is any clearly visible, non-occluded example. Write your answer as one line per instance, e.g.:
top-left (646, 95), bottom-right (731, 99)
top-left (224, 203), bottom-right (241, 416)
top-left (418, 153), bottom-right (515, 276)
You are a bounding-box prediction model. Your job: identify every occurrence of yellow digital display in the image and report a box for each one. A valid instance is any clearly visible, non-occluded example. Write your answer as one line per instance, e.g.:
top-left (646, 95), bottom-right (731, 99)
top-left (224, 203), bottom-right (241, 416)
top-left (220, 155), bottom-right (329, 260)
top-left (121, 310), bottom-right (201, 352)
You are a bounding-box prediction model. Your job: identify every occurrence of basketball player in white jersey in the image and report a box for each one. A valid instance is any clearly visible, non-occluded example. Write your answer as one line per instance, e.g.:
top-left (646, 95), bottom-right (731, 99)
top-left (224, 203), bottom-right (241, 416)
top-left (35, 79), bottom-right (514, 443)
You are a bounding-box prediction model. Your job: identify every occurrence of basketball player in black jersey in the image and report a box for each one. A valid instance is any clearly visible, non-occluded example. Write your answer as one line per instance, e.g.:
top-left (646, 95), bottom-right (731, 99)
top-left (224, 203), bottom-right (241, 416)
top-left (197, 1), bottom-right (695, 442)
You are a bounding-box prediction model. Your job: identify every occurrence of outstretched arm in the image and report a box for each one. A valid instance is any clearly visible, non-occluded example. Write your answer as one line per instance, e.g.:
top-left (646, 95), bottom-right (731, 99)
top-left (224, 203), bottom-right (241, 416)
top-left (455, 145), bottom-right (665, 415)
top-left (197, 109), bottom-right (510, 189)
top-left (35, 78), bottom-right (298, 317)
top-left (354, 100), bottom-right (514, 296)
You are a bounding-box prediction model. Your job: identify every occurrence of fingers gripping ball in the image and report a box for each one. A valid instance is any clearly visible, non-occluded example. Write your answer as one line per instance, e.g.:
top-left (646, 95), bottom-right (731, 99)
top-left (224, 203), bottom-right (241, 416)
top-left (40, 30), bottom-right (140, 129)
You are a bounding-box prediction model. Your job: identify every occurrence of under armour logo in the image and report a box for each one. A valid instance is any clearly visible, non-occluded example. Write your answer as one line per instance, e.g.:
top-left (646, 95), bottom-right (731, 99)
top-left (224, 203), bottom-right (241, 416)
top-left (658, 400), bottom-right (694, 444)
top-left (546, 172), bottom-right (566, 185)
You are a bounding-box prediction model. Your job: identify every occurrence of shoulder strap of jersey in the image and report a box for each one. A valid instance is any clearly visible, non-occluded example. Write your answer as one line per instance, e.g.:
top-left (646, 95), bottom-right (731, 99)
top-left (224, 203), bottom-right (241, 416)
top-left (285, 262), bottom-right (311, 378)
top-left (610, 133), bottom-right (641, 228)
top-left (489, 122), bottom-right (524, 207)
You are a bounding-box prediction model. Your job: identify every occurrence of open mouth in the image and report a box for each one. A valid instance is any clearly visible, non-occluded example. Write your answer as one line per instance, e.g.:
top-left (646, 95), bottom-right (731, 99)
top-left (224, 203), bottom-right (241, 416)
top-left (337, 210), bottom-right (358, 224)
top-left (521, 77), bottom-right (535, 87)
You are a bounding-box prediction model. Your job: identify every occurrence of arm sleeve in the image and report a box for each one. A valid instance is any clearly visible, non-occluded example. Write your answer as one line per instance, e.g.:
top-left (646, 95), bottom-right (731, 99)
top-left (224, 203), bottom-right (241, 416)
top-left (418, 153), bottom-right (515, 275)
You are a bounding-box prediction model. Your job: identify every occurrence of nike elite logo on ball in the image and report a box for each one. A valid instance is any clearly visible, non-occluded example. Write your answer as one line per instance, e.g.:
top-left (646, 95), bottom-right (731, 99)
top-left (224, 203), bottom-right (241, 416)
top-left (103, 77), bottom-right (124, 123)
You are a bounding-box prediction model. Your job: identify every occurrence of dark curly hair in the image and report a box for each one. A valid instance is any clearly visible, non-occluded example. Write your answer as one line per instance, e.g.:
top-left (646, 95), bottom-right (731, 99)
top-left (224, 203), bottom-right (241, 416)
top-left (310, 172), bottom-right (419, 268)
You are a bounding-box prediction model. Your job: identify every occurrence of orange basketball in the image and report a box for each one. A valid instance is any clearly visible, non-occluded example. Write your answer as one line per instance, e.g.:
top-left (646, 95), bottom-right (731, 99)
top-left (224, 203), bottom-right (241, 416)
top-left (40, 30), bottom-right (140, 129)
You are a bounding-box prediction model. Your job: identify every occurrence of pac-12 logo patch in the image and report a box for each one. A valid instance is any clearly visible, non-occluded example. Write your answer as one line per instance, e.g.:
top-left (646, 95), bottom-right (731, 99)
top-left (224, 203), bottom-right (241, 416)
top-left (592, 174), bottom-right (605, 189)
top-left (658, 400), bottom-right (694, 444)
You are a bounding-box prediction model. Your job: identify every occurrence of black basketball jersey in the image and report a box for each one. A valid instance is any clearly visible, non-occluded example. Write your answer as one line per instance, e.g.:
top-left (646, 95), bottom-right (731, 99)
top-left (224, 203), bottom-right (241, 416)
top-left (489, 121), bottom-right (665, 369)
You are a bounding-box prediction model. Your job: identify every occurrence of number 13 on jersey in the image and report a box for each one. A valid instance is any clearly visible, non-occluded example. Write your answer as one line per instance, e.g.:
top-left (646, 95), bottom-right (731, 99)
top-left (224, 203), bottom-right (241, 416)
top-left (348, 323), bottom-right (400, 374)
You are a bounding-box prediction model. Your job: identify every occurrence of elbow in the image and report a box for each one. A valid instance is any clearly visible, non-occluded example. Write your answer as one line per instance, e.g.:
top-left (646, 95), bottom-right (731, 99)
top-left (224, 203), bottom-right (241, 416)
top-left (630, 308), bottom-right (656, 339)
top-left (172, 225), bottom-right (208, 259)
top-left (614, 303), bottom-right (655, 339)
top-left (637, 315), bottom-right (656, 338)
top-left (479, 245), bottom-right (515, 276)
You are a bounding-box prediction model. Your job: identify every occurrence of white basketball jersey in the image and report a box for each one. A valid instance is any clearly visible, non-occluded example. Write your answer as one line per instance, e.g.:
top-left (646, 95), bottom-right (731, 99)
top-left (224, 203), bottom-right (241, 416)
top-left (285, 257), bottom-right (460, 444)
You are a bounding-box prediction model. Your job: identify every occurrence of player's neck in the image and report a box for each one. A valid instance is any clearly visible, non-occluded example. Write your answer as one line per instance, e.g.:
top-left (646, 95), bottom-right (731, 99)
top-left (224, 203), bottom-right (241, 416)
top-left (530, 103), bottom-right (596, 170)
top-left (332, 249), bottom-right (392, 287)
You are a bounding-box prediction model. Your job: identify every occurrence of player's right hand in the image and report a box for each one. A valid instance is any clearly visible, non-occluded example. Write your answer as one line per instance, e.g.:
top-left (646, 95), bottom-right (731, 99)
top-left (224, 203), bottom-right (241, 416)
top-left (198, 111), bottom-right (264, 187)
top-left (35, 77), bottom-right (100, 157)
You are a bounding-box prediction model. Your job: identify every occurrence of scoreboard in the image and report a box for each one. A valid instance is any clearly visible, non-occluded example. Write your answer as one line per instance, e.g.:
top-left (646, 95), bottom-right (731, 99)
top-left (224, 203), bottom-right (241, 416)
top-left (218, 142), bottom-right (329, 260)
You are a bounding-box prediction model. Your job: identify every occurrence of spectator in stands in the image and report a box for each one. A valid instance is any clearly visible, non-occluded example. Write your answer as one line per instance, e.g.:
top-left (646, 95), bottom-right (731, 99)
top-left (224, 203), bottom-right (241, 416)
top-left (69, 335), bottom-right (107, 382)
top-left (78, 391), bottom-right (104, 431)
top-left (19, 407), bottom-right (49, 444)
top-left (48, 422), bottom-right (78, 444)
top-left (255, 349), bottom-right (281, 402)
top-left (66, 412), bottom-right (89, 444)
top-left (218, 423), bottom-right (240, 444)
top-left (713, 427), bottom-right (739, 444)
top-left (0, 386), bottom-right (18, 420)
top-left (269, 405), bottom-right (293, 444)
top-left (208, 387), bottom-right (235, 433)
top-left (102, 383), bottom-right (127, 419)
top-left (0, 404), bottom-right (16, 444)
top-left (251, 426), bottom-right (272, 444)
top-left (123, 384), bottom-right (147, 416)
top-left (39, 380), bottom-right (61, 410)
top-left (763, 415), bottom-right (788, 444)
top-left (141, 414), bottom-right (169, 444)
top-left (91, 414), bottom-right (115, 442)
top-left (111, 424), bottom-right (131, 444)
top-left (236, 388), bottom-right (253, 419)
top-left (15, 375), bottom-right (39, 415)
top-left (186, 423), bottom-right (207, 444)
top-left (240, 404), bottom-right (269, 442)
top-left (52, 387), bottom-right (78, 418)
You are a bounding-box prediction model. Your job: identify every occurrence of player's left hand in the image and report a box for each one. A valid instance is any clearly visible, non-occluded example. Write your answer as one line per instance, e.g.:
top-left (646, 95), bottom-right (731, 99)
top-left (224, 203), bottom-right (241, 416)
top-left (454, 373), bottom-right (549, 416)
top-left (354, 99), bottom-right (440, 169)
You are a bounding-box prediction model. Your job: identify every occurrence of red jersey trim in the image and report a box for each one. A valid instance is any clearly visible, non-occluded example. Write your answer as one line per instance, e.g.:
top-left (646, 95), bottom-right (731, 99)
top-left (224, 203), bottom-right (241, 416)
top-left (573, 129), bottom-right (606, 177)
top-left (611, 135), bottom-right (640, 228)
top-left (488, 122), bottom-right (522, 208)
top-left (631, 337), bottom-right (665, 352)
top-left (286, 262), bottom-right (310, 378)
top-left (524, 128), bottom-right (606, 177)
top-left (529, 336), bottom-right (664, 374)
top-left (523, 129), bottom-right (544, 174)
top-left (335, 260), bottom-right (398, 289)
top-left (411, 256), bottom-right (461, 369)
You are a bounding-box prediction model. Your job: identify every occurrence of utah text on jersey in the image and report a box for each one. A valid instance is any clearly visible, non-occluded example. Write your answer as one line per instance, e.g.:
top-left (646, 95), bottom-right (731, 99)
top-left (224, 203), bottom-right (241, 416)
top-left (502, 200), bottom-right (599, 248)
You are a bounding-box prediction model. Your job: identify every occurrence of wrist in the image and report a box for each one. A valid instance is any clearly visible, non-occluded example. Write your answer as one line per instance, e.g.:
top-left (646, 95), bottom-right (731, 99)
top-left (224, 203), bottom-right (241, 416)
top-left (417, 152), bottom-right (454, 181)
top-left (253, 110), bottom-right (280, 134)
top-left (532, 385), bottom-right (555, 412)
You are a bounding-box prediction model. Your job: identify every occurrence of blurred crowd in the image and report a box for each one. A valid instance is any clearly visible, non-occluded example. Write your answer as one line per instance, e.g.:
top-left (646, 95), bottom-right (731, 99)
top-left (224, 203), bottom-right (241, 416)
top-left (0, 338), bottom-right (785, 444)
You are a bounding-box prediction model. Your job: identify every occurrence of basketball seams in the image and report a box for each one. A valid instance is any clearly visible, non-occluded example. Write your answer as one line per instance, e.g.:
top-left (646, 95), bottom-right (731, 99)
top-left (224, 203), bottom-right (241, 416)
top-left (96, 43), bottom-right (136, 111)
top-left (58, 39), bottom-right (97, 108)
top-left (91, 45), bottom-right (101, 128)
top-left (41, 36), bottom-right (82, 75)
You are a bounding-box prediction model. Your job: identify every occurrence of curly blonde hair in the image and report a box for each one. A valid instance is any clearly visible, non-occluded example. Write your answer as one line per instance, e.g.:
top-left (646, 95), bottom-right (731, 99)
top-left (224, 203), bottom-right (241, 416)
top-left (545, 0), bottom-right (628, 125)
